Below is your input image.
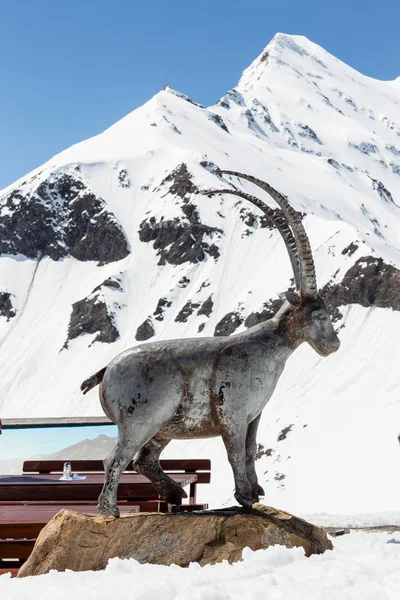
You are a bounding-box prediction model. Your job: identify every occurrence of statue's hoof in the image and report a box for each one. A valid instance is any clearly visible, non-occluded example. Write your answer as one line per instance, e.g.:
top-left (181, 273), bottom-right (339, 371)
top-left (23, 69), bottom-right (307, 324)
top-left (253, 484), bottom-right (265, 501)
top-left (97, 502), bottom-right (120, 519)
top-left (163, 490), bottom-right (187, 505)
top-left (161, 481), bottom-right (188, 505)
top-left (234, 491), bottom-right (253, 509)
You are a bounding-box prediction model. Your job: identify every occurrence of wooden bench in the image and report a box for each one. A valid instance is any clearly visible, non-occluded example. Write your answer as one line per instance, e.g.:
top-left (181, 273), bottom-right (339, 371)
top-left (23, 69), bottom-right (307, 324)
top-left (0, 503), bottom-right (139, 576)
top-left (23, 459), bottom-right (211, 506)
top-left (0, 459), bottom-right (211, 575)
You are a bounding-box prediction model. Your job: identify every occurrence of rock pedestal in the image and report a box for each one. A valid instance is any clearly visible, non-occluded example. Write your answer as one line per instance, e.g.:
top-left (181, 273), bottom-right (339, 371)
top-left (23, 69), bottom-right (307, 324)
top-left (18, 504), bottom-right (332, 577)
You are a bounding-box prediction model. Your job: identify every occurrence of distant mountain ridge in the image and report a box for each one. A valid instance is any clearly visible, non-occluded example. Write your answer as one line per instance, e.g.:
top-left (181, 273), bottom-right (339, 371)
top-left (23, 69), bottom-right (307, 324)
top-left (40, 434), bottom-right (116, 461)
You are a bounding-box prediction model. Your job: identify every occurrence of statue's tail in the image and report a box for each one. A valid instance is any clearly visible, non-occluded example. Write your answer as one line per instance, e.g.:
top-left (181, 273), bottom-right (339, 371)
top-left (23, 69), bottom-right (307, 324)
top-left (81, 367), bottom-right (107, 395)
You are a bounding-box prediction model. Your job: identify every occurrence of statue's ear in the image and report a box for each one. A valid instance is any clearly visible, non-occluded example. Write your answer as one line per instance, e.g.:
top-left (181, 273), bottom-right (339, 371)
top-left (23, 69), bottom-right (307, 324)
top-left (285, 290), bottom-right (302, 308)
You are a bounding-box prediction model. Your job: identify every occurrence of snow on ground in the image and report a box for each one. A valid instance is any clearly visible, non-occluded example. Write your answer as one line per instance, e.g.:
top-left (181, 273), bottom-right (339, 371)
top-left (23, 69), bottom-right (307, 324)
top-left (1, 532), bottom-right (400, 599)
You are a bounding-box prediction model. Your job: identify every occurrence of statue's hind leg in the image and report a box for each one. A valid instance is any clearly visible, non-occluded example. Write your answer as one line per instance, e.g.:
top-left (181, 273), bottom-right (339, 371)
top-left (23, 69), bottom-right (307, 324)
top-left (221, 425), bottom-right (253, 509)
top-left (133, 437), bottom-right (188, 505)
top-left (245, 414), bottom-right (265, 502)
top-left (98, 422), bottom-right (142, 518)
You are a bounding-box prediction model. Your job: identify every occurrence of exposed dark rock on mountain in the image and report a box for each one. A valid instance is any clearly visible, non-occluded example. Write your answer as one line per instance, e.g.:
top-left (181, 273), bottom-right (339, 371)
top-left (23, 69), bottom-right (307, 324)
top-left (0, 173), bottom-right (129, 263)
top-left (386, 144), bottom-right (400, 157)
top-left (93, 278), bottom-right (123, 293)
top-left (175, 300), bottom-right (201, 323)
top-left (197, 295), bottom-right (214, 318)
top-left (197, 280), bottom-right (211, 293)
top-left (239, 207), bottom-right (258, 228)
top-left (160, 163), bottom-right (198, 199)
top-left (342, 242), bottom-right (358, 257)
top-left (278, 425), bottom-right (294, 441)
top-left (390, 162), bottom-right (400, 175)
top-left (199, 160), bottom-right (220, 174)
top-left (208, 113), bottom-right (230, 133)
top-left (154, 297), bottom-right (172, 321)
top-left (350, 142), bottom-right (378, 155)
top-left (138, 217), bottom-right (221, 265)
top-left (214, 311), bottom-right (243, 336)
top-left (166, 88), bottom-right (204, 108)
top-left (139, 163), bottom-right (223, 265)
top-left (0, 292), bottom-right (16, 320)
top-left (181, 202), bottom-right (200, 222)
top-left (370, 179), bottom-right (396, 205)
top-left (118, 169), bottom-right (131, 188)
top-left (244, 297), bottom-right (283, 329)
top-left (296, 123), bottom-right (321, 143)
top-left (64, 284), bottom-right (120, 348)
top-left (178, 276), bottom-right (190, 288)
top-left (256, 444), bottom-right (273, 460)
top-left (243, 256), bottom-right (400, 330)
top-left (135, 317), bottom-right (155, 341)
top-left (322, 256), bottom-right (400, 317)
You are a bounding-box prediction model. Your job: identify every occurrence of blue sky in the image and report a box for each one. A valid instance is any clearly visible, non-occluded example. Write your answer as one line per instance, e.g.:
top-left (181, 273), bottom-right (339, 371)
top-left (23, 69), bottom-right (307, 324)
top-left (1, 0), bottom-right (399, 189)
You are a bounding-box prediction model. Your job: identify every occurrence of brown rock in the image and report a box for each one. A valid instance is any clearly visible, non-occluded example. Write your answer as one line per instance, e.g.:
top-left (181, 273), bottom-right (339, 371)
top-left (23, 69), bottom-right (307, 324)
top-left (18, 504), bottom-right (333, 577)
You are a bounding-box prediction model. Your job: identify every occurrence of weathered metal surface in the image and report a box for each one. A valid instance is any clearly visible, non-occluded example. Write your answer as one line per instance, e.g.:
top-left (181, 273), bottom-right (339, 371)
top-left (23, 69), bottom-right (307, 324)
top-left (81, 173), bottom-right (340, 518)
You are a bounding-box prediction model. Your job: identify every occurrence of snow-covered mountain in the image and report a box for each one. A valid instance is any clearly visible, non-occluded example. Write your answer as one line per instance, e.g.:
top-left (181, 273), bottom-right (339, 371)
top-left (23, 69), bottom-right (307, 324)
top-left (1, 33), bottom-right (400, 514)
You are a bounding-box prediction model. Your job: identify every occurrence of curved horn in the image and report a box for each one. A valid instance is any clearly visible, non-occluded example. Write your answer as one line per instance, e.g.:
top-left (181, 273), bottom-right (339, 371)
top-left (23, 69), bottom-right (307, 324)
top-left (217, 170), bottom-right (317, 298)
top-left (205, 187), bottom-right (301, 290)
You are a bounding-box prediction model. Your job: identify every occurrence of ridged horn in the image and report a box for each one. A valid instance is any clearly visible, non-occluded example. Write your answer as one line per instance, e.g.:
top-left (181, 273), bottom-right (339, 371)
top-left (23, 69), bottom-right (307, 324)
top-left (204, 188), bottom-right (301, 291)
top-left (217, 170), bottom-right (317, 298)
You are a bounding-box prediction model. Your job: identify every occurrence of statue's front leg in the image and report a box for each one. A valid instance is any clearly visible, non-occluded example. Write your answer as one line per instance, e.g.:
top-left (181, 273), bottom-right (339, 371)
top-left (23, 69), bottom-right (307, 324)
top-left (221, 426), bottom-right (253, 509)
top-left (98, 424), bottom-right (139, 518)
top-left (246, 413), bottom-right (265, 502)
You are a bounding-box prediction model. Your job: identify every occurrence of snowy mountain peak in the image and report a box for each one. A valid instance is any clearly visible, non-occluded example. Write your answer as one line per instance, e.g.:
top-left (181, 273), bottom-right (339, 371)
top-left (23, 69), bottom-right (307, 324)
top-left (236, 32), bottom-right (333, 92)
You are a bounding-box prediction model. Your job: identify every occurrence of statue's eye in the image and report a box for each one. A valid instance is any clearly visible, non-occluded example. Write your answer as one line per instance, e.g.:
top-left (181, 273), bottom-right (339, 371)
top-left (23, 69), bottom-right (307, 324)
top-left (313, 312), bottom-right (325, 321)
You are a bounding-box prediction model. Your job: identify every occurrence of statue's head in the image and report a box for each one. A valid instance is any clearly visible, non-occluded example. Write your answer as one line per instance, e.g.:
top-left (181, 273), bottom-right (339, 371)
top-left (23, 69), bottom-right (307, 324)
top-left (284, 292), bottom-right (340, 356)
top-left (205, 169), bottom-right (340, 358)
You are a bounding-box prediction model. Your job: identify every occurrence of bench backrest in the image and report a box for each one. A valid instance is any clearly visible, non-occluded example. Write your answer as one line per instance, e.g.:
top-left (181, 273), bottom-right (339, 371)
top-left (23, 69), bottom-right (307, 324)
top-left (22, 459), bottom-right (211, 500)
top-left (23, 459), bottom-right (210, 475)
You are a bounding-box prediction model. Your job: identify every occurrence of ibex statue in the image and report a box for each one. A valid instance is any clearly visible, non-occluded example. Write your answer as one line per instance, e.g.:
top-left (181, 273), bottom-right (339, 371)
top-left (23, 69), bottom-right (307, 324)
top-left (81, 171), bottom-right (340, 518)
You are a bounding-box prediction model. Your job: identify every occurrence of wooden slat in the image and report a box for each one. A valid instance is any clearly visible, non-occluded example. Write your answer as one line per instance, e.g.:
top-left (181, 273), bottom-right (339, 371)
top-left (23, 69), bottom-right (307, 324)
top-left (0, 540), bottom-right (34, 560)
top-left (23, 459), bottom-right (211, 473)
top-left (0, 504), bottom-right (139, 537)
top-left (0, 567), bottom-right (19, 577)
top-left (1, 523), bottom-right (43, 538)
top-left (23, 460), bottom-right (105, 473)
top-left (0, 473), bottom-right (196, 502)
top-left (191, 472), bottom-right (210, 484)
top-left (160, 459), bottom-right (211, 471)
top-left (0, 560), bottom-right (23, 568)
